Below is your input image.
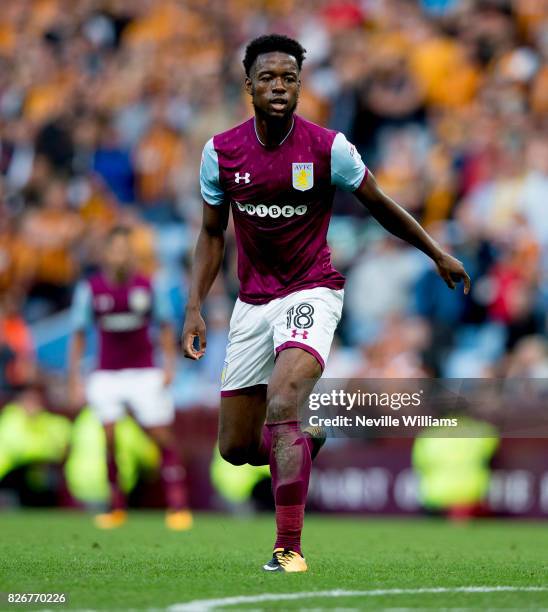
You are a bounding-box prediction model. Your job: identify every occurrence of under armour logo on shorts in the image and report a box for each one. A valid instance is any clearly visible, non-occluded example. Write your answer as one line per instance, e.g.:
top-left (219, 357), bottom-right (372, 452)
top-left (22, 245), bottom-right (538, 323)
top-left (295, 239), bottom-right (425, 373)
top-left (235, 172), bottom-right (251, 184)
top-left (291, 329), bottom-right (309, 339)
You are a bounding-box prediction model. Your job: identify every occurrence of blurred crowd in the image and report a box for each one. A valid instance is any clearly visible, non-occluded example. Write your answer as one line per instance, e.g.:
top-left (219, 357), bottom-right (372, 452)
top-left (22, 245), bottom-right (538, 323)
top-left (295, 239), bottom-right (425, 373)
top-left (0, 0), bottom-right (547, 403)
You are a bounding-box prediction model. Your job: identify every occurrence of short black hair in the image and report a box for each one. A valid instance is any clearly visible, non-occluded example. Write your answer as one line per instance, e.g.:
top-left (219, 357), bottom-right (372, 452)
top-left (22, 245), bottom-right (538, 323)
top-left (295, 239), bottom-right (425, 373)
top-left (243, 34), bottom-right (306, 77)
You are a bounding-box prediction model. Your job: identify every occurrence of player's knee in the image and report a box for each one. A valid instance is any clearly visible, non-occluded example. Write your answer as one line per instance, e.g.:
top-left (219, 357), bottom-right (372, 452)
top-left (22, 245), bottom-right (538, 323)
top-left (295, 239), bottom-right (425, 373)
top-left (219, 441), bottom-right (249, 466)
top-left (266, 389), bottom-right (298, 423)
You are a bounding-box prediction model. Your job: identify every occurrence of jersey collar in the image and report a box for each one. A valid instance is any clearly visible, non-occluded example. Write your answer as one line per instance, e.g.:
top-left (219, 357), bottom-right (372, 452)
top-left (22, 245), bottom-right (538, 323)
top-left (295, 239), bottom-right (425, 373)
top-left (253, 116), bottom-right (295, 148)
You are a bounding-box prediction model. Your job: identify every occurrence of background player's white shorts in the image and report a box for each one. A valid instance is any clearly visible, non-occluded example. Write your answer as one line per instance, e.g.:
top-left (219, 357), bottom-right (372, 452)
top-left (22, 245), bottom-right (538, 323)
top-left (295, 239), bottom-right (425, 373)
top-left (86, 367), bottom-right (174, 427)
top-left (221, 287), bottom-right (344, 395)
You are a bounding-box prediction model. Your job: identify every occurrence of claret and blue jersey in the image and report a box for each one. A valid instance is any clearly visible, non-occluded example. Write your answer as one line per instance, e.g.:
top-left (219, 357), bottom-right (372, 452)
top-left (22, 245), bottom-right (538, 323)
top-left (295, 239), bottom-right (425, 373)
top-left (71, 273), bottom-right (172, 371)
top-left (200, 114), bottom-right (368, 305)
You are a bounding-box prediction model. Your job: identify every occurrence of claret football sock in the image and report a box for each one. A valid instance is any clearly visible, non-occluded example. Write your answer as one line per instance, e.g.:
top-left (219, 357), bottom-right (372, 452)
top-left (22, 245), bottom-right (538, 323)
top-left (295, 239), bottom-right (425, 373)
top-left (267, 420), bottom-right (312, 555)
top-left (95, 451), bottom-right (128, 529)
top-left (160, 446), bottom-right (189, 511)
top-left (252, 423), bottom-right (313, 466)
top-left (107, 453), bottom-right (126, 511)
top-left (274, 504), bottom-right (305, 555)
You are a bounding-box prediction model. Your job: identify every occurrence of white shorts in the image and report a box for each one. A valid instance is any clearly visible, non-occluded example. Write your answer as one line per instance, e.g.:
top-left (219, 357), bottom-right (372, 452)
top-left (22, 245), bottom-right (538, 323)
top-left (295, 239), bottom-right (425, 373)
top-left (221, 287), bottom-right (344, 396)
top-left (86, 367), bottom-right (174, 427)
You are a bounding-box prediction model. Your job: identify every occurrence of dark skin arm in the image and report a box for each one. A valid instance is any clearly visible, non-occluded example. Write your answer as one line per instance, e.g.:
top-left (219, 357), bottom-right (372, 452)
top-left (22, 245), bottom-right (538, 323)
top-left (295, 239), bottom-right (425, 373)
top-left (182, 201), bottom-right (229, 359)
top-left (354, 171), bottom-right (471, 293)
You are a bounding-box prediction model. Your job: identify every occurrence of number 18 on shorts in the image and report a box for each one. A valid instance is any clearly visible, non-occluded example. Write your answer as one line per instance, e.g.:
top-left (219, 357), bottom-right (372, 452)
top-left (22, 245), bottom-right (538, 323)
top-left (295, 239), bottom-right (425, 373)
top-left (220, 287), bottom-right (344, 395)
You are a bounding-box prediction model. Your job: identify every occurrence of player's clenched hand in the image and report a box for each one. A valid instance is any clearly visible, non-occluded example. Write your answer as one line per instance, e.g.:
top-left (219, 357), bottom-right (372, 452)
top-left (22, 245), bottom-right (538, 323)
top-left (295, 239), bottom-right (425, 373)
top-left (182, 309), bottom-right (207, 359)
top-left (434, 251), bottom-right (471, 294)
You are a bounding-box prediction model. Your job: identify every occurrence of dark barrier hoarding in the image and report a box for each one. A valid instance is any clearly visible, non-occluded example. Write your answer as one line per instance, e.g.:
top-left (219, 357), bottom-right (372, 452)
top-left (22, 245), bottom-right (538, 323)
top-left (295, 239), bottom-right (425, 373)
top-left (171, 409), bottom-right (548, 517)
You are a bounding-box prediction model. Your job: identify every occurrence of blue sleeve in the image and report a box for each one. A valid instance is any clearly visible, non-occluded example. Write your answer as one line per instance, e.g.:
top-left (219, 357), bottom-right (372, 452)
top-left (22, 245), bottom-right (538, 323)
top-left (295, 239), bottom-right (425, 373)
top-left (152, 276), bottom-right (173, 324)
top-left (331, 132), bottom-right (367, 191)
top-left (71, 281), bottom-right (93, 331)
top-left (200, 138), bottom-right (224, 205)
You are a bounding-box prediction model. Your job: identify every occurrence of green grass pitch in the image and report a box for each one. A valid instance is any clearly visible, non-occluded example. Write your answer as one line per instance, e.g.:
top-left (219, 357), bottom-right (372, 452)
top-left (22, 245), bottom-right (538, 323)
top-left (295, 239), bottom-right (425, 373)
top-left (1, 511), bottom-right (548, 610)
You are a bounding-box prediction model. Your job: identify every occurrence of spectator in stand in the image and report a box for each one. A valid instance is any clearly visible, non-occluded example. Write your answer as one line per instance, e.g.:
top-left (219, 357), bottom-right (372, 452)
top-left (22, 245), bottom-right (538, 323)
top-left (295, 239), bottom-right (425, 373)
top-left (504, 336), bottom-right (548, 378)
top-left (20, 178), bottom-right (83, 317)
top-left (134, 100), bottom-right (185, 223)
top-left (92, 119), bottom-right (135, 205)
top-left (0, 292), bottom-right (36, 391)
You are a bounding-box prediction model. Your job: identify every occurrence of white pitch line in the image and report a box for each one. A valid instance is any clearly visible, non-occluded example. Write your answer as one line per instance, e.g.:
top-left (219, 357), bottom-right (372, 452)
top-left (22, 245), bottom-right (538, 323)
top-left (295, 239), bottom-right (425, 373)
top-left (168, 586), bottom-right (548, 612)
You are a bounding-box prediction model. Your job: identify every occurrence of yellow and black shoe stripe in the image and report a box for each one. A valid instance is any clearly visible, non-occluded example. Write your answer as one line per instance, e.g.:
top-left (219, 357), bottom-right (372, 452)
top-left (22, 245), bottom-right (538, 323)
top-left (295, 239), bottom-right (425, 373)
top-left (263, 547), bottom-right (308, 572)
top-left (302, 425), bottom-right (326, 460)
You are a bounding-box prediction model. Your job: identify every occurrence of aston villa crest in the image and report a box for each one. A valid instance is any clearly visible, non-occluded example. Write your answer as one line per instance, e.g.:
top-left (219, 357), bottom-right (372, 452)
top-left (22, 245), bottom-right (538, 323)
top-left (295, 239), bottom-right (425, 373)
top-left (292, 162), bottom-right (314, 191)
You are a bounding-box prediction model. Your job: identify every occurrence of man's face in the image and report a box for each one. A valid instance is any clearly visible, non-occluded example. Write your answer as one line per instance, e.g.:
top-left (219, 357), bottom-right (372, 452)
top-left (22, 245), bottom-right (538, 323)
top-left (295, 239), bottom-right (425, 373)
top-left (104, 234), bottom-right (132, 275)
top-left (245, 51), bottom-right (300, 119)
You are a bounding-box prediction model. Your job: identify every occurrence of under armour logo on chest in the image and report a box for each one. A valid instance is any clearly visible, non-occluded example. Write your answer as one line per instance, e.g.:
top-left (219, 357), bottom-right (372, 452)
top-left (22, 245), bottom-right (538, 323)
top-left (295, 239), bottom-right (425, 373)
top-left (235, 172), bottom-right (251, 184)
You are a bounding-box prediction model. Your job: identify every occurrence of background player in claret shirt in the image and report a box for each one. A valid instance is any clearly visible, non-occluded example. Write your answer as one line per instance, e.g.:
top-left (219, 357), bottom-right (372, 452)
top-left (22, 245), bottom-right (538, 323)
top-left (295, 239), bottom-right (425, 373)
top-left (69, 227), bottom-right (192, 531)
top-left (182, 35), bottom-right (470, 572)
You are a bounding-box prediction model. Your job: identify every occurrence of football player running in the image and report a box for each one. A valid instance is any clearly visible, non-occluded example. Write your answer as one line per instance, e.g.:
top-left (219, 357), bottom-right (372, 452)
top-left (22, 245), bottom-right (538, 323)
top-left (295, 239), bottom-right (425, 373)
top-left (183, 35), bottom-right (469, 572)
